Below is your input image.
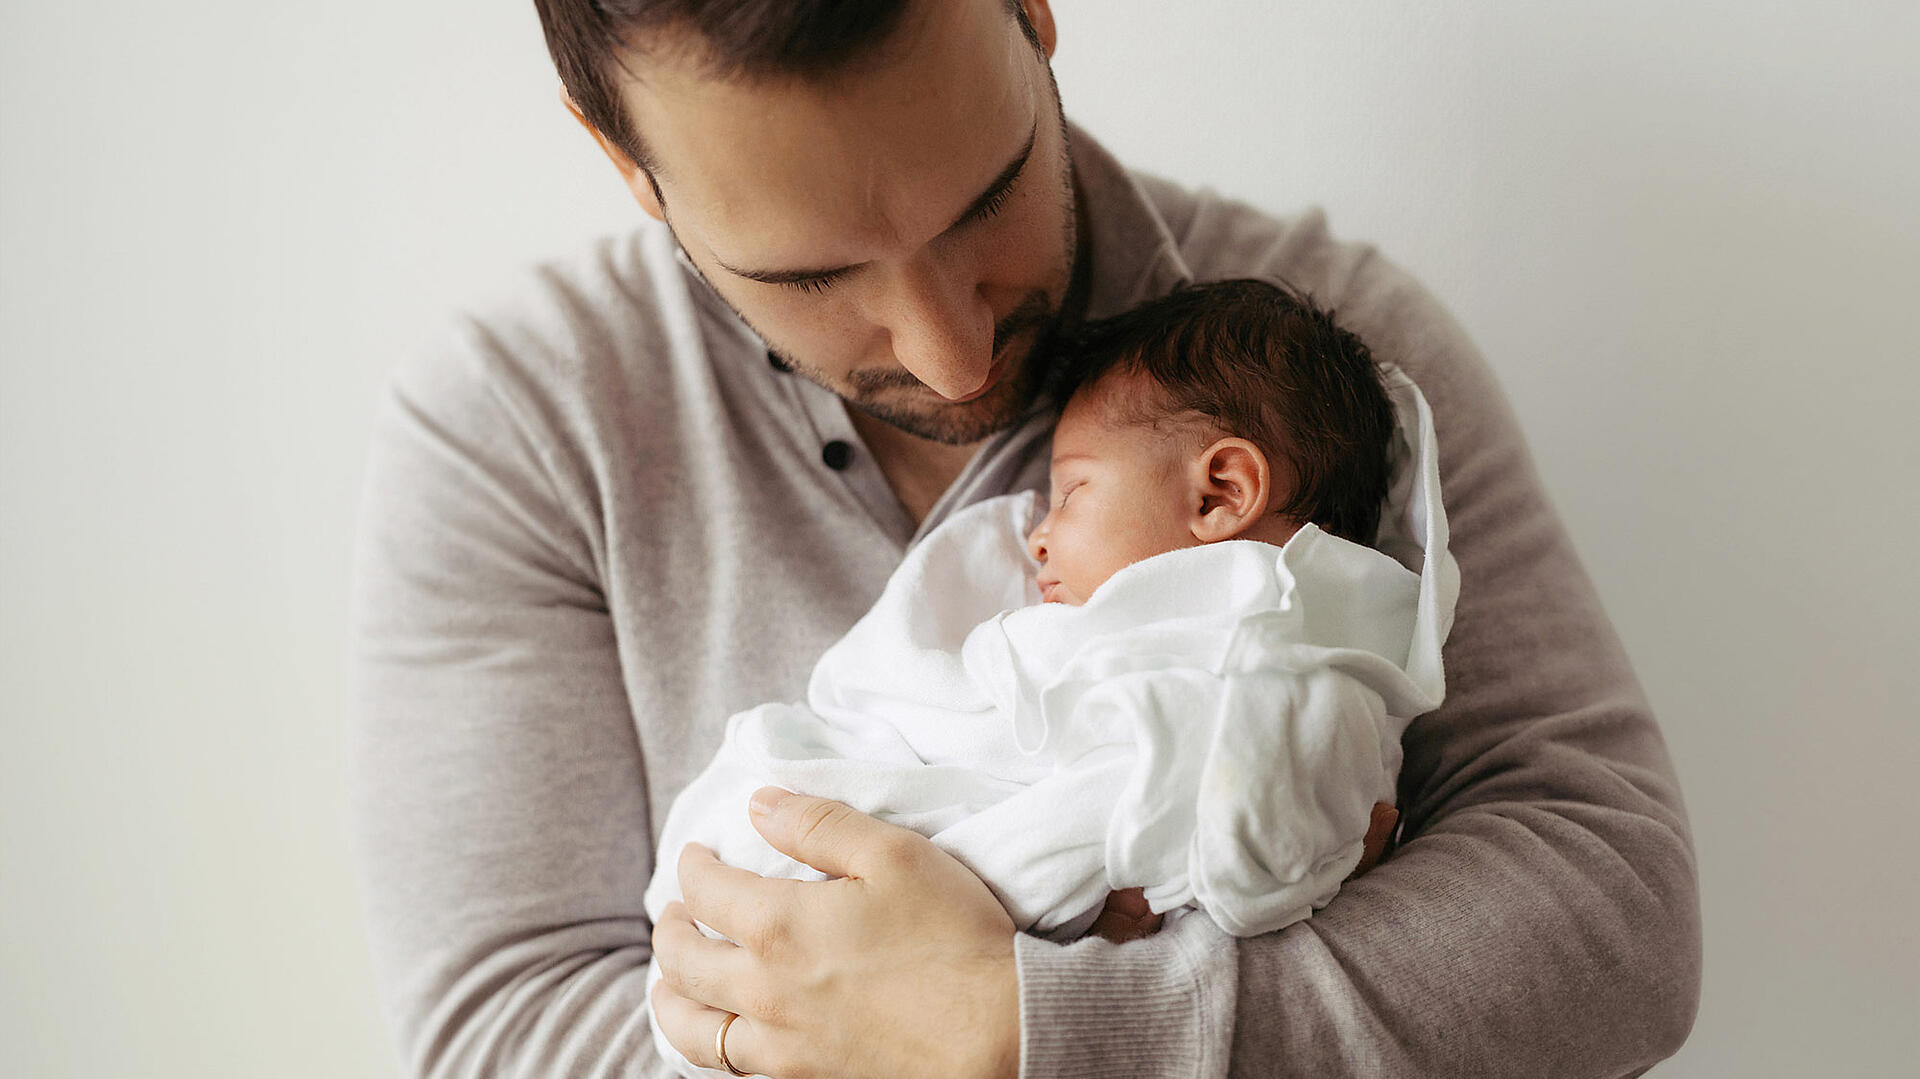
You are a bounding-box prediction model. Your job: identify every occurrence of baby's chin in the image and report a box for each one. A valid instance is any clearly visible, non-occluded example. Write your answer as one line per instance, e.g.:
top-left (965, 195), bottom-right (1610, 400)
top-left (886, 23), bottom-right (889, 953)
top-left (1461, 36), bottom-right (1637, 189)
top-left (1038, 580), bottom-right (1086, 606)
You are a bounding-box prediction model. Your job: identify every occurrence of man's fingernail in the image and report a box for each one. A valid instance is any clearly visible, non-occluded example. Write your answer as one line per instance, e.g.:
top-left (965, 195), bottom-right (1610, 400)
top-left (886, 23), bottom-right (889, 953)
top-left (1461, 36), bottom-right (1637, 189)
top-left (749, 787), bottom-right (793, 817)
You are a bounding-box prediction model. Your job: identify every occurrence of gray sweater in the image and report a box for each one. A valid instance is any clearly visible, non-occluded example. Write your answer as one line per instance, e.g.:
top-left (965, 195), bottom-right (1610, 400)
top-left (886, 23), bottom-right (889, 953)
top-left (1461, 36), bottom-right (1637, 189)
top-left (346, 123), bottom-right (1700, 1078)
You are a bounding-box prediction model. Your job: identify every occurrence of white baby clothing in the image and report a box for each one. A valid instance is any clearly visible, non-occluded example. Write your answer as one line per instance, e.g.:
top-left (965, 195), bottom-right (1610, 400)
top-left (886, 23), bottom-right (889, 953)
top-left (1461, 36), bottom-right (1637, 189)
top-left (643, 367), bottom-right (1456, 1075)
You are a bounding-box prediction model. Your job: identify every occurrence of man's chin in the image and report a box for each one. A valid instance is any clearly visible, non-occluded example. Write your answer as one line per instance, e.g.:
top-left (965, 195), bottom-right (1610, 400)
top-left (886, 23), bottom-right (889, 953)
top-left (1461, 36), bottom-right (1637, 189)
top-left (845, 380), bottom-right (1033, 445)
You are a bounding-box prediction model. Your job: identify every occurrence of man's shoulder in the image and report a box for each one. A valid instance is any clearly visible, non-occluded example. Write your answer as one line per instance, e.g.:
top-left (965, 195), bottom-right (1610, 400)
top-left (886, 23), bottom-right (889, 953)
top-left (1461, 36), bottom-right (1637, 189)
top-left (1126, 166), bottom-right (1479, 399)
top-left (387, 223), bottom-right (741, 437)
top-left (409, 225), bottom-right (680, 387)
top-left (370, 221), bottom-right (753, 513)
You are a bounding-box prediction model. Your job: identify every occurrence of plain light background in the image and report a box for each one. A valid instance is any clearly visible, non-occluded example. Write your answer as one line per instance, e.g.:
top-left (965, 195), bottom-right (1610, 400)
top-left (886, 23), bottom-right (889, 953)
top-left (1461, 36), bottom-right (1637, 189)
top-left (3, 1), bottom-right (1914, 1075)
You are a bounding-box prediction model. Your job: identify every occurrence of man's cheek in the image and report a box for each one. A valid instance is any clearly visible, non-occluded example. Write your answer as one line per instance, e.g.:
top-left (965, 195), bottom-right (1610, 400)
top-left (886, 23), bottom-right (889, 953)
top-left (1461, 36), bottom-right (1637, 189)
top-left (979, 194), bottom-right (1065, 287)
top-left (778, 311), bottom-right (876, 373)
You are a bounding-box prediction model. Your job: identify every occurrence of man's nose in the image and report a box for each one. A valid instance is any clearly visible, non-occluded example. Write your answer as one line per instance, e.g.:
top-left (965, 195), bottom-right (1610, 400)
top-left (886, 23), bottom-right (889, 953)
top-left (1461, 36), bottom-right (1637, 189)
top-left (880, 254), bottom-right (995, 399)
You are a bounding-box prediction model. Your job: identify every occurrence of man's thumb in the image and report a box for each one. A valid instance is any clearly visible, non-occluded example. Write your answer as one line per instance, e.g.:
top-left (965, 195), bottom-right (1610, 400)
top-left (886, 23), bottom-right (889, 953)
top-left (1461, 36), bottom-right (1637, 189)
top-left (748, 786), bottom-right (917, 880)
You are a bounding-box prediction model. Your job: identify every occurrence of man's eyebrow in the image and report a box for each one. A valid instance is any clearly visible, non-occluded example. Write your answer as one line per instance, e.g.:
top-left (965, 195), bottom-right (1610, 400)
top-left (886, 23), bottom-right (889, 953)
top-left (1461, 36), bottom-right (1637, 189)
top-left (944, 121), bottom-right (1036, 232)
top-left (716, 120), bottom-right (1039, 286)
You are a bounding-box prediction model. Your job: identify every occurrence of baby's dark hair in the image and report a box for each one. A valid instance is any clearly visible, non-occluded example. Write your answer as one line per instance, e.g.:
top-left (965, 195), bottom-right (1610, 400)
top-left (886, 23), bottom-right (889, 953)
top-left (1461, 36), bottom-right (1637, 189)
top-left (1053, 278), bottom-right (1395, 544)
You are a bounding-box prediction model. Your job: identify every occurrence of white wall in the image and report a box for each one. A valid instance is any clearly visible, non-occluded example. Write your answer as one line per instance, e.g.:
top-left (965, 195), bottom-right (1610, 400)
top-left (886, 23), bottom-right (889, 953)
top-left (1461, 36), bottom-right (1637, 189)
top-left (2, 2), bottom-right (1914, 1075)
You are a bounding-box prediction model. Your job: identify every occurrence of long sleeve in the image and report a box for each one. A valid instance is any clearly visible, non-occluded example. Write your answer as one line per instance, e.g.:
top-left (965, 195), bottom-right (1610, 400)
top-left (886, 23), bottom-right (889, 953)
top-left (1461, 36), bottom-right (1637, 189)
top-left (1010, 204), bottom-right (1701, 1077)
top-left (344, 323), bottom-right (679, 1079)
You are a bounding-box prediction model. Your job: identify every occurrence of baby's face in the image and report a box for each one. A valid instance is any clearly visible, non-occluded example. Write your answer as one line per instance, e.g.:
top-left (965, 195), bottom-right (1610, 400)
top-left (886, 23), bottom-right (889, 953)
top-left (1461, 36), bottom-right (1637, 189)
top-left (1026, 370), bottom-right (1202, 605)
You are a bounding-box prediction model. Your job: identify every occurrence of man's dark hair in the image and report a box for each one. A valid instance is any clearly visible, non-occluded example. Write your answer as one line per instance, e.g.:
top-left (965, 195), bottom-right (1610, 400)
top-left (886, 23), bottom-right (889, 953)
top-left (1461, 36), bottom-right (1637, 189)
top-left (532, 1), bottom-right (1044, 176)
top-left (1056, 278), bottom-right (1396, 545)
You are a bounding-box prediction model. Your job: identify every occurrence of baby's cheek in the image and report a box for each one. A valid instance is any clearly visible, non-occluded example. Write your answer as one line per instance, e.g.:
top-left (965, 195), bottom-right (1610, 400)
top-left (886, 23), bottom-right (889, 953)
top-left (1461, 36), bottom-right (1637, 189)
top-left (1068, 568), bottom-right (1116, 605)
top-left (1089, 545), bottom-right (1148, 598)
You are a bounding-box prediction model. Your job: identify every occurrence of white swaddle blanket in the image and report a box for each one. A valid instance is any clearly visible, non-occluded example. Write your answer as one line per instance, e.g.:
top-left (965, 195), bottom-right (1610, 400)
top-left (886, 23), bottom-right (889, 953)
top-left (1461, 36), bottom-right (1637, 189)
top-left (644, 368), bottom-right (1455, 1072)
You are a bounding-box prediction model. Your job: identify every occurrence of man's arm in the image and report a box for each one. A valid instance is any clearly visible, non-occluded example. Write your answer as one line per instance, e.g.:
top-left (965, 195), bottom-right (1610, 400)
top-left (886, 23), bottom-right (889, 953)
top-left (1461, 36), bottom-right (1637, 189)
top-left (1017, 524), bottom-right (1698, 1077)
top-left (1009, 205), bottom-right (1701, 1076)
top-left (345, 322), bottom-right (678, 1078)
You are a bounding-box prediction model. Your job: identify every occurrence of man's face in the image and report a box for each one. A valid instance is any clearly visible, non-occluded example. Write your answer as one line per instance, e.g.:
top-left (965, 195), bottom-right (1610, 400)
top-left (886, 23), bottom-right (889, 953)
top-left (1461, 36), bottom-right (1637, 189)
top-left (614, 0), bottom-right (1077, 445)
top-left (1025, 370), bottom-right (1202, 605)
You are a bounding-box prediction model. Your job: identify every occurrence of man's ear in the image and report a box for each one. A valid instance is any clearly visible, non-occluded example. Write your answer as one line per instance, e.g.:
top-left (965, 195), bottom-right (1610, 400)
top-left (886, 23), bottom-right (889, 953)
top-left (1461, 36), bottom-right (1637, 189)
top-left (1019, 0), bottom-right (1059, 59)
top-left (560, 86), bottom-right (666, 223)
top-left (1188, 437), bottom-right (1274, 543)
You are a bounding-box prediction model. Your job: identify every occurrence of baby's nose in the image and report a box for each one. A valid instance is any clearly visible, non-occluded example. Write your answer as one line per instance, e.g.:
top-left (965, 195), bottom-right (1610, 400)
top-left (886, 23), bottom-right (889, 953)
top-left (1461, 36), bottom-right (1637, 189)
top-left (1026, 517), bottom-right (1049, 563)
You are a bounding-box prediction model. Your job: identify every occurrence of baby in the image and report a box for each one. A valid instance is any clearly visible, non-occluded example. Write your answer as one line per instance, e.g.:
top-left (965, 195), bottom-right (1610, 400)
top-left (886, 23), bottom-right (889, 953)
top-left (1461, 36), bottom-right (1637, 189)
top-left (1022, 277), bottom-right (1412, 932)
top-left (645, 278), bottom-right (1457, 1075)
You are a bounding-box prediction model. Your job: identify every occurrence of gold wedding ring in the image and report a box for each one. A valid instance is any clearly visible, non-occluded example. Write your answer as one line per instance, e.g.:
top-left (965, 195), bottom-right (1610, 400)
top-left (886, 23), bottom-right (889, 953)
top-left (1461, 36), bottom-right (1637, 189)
top-left (715, 1012), bottom-right (749, 1077)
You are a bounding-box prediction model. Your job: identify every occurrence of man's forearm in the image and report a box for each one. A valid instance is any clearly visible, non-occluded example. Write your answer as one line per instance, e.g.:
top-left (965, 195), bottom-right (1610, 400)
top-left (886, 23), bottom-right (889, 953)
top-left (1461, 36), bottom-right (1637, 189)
top-left (1014, 914), bottom-right (1238, 1079)
top-left (1228, 789), bottom-right (1698, 1074)
top-left (1013, 768), bottom-right (1697, 1078)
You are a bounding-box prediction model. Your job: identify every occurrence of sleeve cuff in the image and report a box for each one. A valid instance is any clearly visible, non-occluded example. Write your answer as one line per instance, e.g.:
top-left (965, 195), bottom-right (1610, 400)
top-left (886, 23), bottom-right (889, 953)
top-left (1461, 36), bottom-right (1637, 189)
top-left (1013, 910), bottom-right (1238, 1079)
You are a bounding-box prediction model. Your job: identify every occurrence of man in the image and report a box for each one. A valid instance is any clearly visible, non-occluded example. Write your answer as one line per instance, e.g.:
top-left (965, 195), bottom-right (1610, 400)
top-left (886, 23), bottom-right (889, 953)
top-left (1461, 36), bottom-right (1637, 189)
top-left (346, 1), bottom-right (1701, 1076)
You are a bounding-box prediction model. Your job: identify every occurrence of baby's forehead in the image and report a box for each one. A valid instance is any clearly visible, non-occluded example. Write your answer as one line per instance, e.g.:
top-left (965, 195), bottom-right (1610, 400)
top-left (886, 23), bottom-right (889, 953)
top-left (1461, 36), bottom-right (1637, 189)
top-left (1058, 370), bottom-right (1159, 438)
top-left (1067, 366), bottom-right (1223, 434)
top-left (1046, 402), bottom-right (1131, 473)
top-left (1046, 417), bottom-right (1199, 485)
top-left (1054, 388), bottom-right (1218, 467)
top-left (1048, 398), bottom-right (1128, 463)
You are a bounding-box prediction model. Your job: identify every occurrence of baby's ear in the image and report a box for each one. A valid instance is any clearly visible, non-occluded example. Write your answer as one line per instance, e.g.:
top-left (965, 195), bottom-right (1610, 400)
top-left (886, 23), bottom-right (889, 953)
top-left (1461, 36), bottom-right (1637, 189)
top-left (1190, 437), bottom-right (1274, 542)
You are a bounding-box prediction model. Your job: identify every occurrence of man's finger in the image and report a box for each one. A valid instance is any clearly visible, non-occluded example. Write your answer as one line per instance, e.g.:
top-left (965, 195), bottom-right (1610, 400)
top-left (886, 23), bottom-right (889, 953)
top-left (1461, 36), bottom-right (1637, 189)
top-left (677, 842), bottom-right (800, 951)
top-left (1088, 888), bottom-right (1164, 943)
top-left (1088, 908), bottom-right (1159, 943)
top-left (747, 786), bottom-right (928, 880)
top-left (651, 900), bottom-right (755, 1013)
top-left (1348, 802), bottom-right (1399, 879)
top-left (650, 975), bottom-right (766, 1076)
top-left (1103, 887), bottom-right (1153, 919)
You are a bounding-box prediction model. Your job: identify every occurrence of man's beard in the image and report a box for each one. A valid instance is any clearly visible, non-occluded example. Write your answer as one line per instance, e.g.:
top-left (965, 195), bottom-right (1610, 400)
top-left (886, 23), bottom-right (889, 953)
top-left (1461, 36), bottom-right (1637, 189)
top-left (774, 285), bottom-right (1069, 445)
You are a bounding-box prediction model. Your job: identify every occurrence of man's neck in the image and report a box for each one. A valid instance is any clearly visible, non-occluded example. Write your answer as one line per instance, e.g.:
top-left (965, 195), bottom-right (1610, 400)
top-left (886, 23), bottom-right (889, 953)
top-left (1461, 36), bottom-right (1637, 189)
top-left (846, 407), bottom-right (982, 529)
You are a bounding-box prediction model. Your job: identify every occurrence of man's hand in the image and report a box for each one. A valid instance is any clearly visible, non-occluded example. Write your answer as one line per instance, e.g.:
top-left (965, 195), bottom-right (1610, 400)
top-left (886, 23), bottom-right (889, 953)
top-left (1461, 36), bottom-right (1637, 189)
top-left (651, 787), bottom-right (1020, 1079)
top-left (1352, 801), bottom-right (1399, 878)
top-left (1088, 887), bottom-right (1162, 943)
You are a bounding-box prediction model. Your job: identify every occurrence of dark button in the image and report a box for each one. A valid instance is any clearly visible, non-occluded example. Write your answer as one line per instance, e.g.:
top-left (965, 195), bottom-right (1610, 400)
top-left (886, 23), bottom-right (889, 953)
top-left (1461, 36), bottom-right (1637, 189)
top-left (821, 440), bottom-right (854, 471)
top-left (767, 350), bottom-right (791, 372)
